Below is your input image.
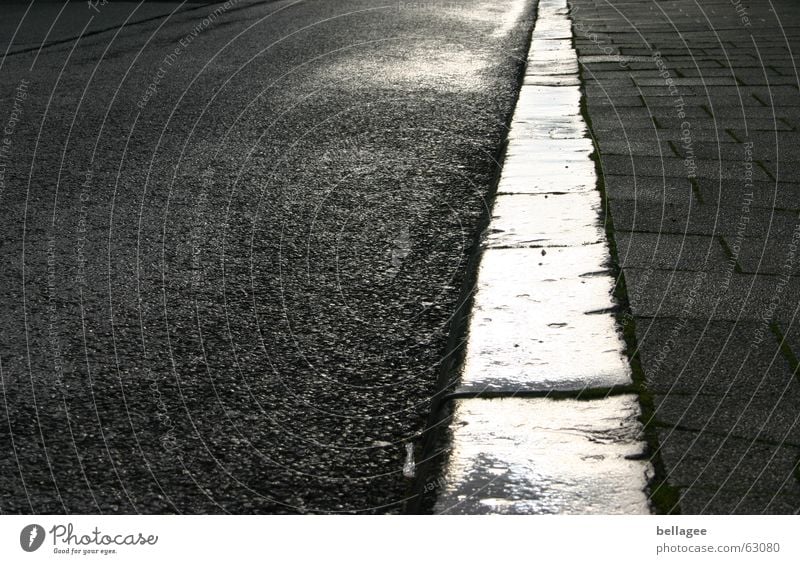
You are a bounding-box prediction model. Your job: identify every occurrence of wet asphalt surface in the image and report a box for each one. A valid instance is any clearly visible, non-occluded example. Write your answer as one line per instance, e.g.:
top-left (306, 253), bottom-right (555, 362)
top-left (0, 0), bottom-right (535, 513)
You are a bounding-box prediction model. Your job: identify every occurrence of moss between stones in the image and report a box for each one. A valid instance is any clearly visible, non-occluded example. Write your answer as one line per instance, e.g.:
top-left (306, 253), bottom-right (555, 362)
top-left (572, 13), bottom-right (682, 513)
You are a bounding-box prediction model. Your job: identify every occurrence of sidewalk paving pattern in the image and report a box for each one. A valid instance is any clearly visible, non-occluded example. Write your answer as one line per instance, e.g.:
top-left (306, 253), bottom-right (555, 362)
top-left (571, 0), bottom-right (800, 513)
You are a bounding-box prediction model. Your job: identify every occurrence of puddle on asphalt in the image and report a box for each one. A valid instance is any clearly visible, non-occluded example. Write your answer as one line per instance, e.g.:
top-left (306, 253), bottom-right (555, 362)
top-left (434, 397), bottom-right (652, 514)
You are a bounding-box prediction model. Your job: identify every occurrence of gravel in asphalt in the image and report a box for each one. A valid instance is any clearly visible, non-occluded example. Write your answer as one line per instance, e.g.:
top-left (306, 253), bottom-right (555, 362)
top-left (0, 0), bottom-right (536, 514)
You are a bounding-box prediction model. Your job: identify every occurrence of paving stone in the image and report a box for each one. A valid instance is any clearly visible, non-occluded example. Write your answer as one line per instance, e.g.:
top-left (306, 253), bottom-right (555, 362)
top-left (760, 161), bottom-right (800, 184)
top-left (624, 268), bottom-right (800, 323)
top-left (738, 75), bottom-right (800, 87)
top-left (676, 68), bottom-right (753, 78)
top-left (586, 95), bottom-right (645, 107)
top-left (586, 70), bottom-right (685, 82)
top-left (738, 132), bottom-right (800, 149)
top-left (697, 179), bottom-right (800, 211)
top-left (497, 158), bottom-right (596, 193)
top-left (581, 62), bottom-right (655, 73)
top-left (513, 84), bottom-right (582, 118)
top-left (756, 93), bottom-right (800, 106)
top-left (586, 106), bottom-right (663, 121)
top-left (657, 429), bottom-right (800, 507)
top-left (776, 320), bottom-right (800, 369)
top-left (434, 396), bottom-right (652, 514)
top-left (769, 66), bottom-right (800, 77)
top-left (653, 391), bottom-right (800, 446)
top-left (676, 485), bottom-right (800, 515)
top-left (616, 232), bottom-right (729, 271)
top-left (486, 193), bottom-right (605, 249)
top-left (678, 119), bottom-right (797, 131)
top-left (701, 86), bottom-right (800, 99)
top-left (633, 319), bottom-right (795, 396)
top-left (639, 94), bottom-right (764, 107)
top-left (673, 140), bottom-right (800, 163)
top-left (635, 77), bottom-right (739, 87)
top-left (458, 246), bottom-right (629, 393)
top-left (590, 117), bottom-right (661, 130)
top-left (591, 106), bottom-right (713, 121)
top-left (603, 174), bottom-right (695, 205)
top-left (610, 199), bottom-right (799, 238)
top-left (600, 155), bottom-right (773, 182)
top-left (729, 234), bottom-right (800, 276)
top-left (572, 0), bottom-right (800, 514)
top-left (599, 125), bottom-right (739, 143)
top-left (594, 137), bottom-right (676, 157)
top-left (705, 106), bottom-right (800, 120)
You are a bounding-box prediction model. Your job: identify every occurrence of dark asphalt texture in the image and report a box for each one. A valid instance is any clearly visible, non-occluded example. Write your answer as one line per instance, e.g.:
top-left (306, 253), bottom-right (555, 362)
top-left (0, 0), bottom-right (535, 513)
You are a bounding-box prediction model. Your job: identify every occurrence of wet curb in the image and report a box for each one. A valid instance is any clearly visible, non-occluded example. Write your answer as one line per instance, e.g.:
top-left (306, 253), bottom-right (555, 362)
top-left (415, 0), bottom-right (654, 515)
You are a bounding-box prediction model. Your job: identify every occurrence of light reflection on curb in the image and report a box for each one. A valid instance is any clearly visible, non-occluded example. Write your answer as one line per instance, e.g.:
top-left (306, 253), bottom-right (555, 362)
top-left (432, 0), bottom-right (653, 514)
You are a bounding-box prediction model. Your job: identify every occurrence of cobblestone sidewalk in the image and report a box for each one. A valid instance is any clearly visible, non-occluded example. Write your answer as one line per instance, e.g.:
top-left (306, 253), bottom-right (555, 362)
top-left (571, 0), bottom-right (800, 514)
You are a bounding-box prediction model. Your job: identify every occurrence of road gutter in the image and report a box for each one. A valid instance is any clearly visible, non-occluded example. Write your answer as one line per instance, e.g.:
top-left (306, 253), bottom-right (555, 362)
top-left (421, 0), bottom-right (654, 514)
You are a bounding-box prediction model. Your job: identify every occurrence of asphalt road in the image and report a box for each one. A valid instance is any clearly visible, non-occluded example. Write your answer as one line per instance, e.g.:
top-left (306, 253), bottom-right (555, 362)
top-left (0, 0), bottom-right (535, 513)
